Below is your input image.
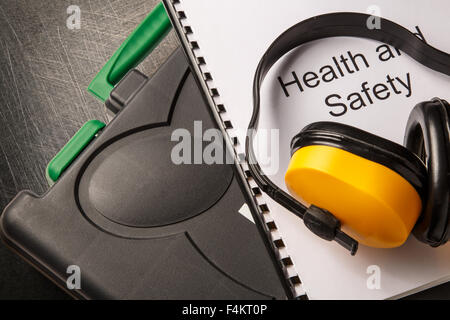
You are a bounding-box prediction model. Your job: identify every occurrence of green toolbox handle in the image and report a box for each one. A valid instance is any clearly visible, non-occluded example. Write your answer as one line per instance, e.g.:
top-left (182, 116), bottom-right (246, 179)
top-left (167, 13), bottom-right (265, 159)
top-left (88, 2), bottom-right (172, 102)
top-left (47, 3), bottom-right (171, 186)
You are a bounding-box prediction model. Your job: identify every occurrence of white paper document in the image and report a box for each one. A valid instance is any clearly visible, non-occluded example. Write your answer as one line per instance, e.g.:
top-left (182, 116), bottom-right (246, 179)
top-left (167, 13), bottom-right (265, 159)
top-left (170, 0), bottom-right (450, 299)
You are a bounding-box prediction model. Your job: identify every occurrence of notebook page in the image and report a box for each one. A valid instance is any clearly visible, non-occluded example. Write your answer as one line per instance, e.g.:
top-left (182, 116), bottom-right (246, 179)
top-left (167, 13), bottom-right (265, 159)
top-left (175, 0), bottom-right (450, 299)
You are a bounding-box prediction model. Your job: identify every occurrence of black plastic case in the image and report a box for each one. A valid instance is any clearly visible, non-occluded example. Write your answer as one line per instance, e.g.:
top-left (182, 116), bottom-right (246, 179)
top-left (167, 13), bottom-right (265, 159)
top-left (0, 48), bottom-right (289, 299)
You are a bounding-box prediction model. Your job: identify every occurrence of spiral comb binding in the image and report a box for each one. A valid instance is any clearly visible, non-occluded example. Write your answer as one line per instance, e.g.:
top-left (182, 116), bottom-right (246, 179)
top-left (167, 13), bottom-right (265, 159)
top-left (168, 0), bottom-right (307, 299)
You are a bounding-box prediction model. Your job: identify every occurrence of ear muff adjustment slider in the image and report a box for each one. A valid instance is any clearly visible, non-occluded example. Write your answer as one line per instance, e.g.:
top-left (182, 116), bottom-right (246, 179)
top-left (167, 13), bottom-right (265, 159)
top-left (304, 205), bottom-right (358, 255)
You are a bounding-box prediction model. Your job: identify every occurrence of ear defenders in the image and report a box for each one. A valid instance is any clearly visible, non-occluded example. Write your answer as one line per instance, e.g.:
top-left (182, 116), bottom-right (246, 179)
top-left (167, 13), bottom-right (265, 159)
top-left (246, 13), bottom-right (450, 255)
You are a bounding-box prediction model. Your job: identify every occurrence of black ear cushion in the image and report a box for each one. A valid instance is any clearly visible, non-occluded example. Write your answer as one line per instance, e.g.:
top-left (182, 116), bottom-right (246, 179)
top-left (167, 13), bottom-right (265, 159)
top-left (405, 99), bottom-right (450, 247)
top-left (291, 121), bottom-right (428, 200)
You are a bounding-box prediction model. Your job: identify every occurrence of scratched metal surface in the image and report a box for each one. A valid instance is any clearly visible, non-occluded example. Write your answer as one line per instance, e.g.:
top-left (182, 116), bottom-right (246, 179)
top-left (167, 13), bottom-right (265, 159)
top-left (0, 0), bottom-right (447, 300)
top-left (0, 0), bottom-right (177, 299)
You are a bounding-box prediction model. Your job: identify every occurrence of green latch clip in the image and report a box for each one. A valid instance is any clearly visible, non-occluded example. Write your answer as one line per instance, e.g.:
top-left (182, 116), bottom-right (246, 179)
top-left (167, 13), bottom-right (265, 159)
top-left (46, 120), bottom-right (106, 185)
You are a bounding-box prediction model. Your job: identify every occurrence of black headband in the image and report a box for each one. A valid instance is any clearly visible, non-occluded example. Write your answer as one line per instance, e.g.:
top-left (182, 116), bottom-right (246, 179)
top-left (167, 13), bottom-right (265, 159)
top-left (245, 12), bottom-right (450, 253)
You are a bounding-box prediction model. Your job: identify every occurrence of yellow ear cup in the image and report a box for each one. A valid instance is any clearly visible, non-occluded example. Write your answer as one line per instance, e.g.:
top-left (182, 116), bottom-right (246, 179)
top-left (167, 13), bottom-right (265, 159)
top-left (285, 145), bottom-right (423, 248)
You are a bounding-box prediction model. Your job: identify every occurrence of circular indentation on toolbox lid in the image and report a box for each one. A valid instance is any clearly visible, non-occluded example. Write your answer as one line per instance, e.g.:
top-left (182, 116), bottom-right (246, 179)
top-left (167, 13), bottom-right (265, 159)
top-left (83, 131), bottom-right (233, 228)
